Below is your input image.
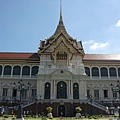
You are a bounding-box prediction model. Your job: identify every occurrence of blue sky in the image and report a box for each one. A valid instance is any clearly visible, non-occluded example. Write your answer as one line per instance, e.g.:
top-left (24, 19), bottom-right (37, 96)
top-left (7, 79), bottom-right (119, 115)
top-left (0, 0), bottom-right (120, 54)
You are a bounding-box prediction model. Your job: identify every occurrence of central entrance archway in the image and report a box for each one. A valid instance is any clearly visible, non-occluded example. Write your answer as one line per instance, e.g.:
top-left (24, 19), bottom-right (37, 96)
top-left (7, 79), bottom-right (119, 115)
top-left (57, 81), bottom-right (67, 99)
top-left (58, 105), bottom-right (65, 117)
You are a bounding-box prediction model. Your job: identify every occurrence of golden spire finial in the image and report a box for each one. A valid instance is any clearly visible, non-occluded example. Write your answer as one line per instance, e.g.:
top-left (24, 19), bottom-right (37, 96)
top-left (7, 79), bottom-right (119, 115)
top-left (59, 0), bottom-right (63, 25)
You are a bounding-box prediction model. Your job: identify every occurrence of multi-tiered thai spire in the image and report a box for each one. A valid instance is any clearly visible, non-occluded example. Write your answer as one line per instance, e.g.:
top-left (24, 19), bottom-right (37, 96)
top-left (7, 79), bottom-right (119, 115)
top-left (59, 0), bottom-right (63, 25)
top-left (50, 0), bottom-right (72, 39)
top-left (38, 0), bottom-right (84, 55)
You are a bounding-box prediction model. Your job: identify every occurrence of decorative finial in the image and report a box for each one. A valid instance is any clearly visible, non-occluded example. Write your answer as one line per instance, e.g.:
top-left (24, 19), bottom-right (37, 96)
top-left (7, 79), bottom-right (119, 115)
top-left (59, 0), bottom-right (63, 25)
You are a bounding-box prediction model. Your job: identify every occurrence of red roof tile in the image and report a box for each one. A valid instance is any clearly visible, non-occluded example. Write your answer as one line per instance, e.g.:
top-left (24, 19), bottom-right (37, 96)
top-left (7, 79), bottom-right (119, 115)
top-left (0, 52), bottom-right (39, 59)
top-left (83, 54), bottom-right (120, 61)
top-left (0, 53), bottom-right (120, 61)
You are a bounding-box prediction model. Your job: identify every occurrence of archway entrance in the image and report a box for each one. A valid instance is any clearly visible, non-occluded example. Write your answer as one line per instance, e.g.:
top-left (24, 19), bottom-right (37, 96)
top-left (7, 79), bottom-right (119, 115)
top-left (58, 105), bottom-right (65, 117)
top-left (57, 81), bottom-right (67, 99)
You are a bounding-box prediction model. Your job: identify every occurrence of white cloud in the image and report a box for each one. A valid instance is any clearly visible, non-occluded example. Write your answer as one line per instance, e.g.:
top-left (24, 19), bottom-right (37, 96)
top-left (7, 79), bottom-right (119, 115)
top-left (116, 20), bottom-right (120, 27)
top-left (83, 40), bottom-right (94, 45)
top-left (90, 42), bottom-right (109, 50)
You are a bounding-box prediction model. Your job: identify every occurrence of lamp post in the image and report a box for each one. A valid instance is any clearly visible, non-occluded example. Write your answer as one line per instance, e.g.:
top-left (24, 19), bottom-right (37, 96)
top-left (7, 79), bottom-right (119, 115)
top-left (13, 79), bottom-right (31, 119)
top-left (111, 80), bottom-right (120, 119)
top-left (106, 106), bottom-right (109, 115)
top-left (35, 94), bottom-right (37, 117)
top-left (88, 95), bottom-right (93, 116)
top-left (17, 80), bottom-right (24, 119)
top-left (118, 106), bottom-right (120, 119)
top-left (109, 102), bottom-right (114, 115)
top-left (39, 95), bottom-right (41, 115)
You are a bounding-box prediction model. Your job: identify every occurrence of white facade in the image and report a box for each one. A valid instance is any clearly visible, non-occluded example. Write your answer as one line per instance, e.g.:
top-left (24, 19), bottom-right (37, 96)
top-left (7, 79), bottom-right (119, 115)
top-left (0, 3), bottom-right (120, 116)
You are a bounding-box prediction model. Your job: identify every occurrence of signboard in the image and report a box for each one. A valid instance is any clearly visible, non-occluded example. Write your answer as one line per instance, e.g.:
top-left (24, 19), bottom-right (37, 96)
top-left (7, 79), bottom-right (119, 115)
top-left (112, 87), bottom-right (119, 92)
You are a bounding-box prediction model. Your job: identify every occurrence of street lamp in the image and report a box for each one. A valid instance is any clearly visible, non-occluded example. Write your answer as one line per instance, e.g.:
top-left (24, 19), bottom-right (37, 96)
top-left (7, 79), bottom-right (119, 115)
top-left (88, 95), bottom-right (93, 116)
top-left (118, 106), bottom-right (120, 119)
top-left (35, 94), bottom-right (37, 117)
top-left (15, 79), bottom-right (24, 119)
top-left (111, 80), bottom-right (120, 118)
top-left (13, 79), bottom-right (31, 119)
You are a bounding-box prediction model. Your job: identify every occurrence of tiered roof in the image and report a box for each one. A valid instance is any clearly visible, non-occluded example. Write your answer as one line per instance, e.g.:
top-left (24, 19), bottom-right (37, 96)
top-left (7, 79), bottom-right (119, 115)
top-left (38, 1), bottom-right (84, 55)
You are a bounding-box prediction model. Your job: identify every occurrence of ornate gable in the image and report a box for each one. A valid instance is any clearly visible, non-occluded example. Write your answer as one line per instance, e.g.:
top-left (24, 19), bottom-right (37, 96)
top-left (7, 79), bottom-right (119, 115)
top-left (37, 1), bottom-right (85, 70)
top-left (38, 32), bottom-right (84, 56)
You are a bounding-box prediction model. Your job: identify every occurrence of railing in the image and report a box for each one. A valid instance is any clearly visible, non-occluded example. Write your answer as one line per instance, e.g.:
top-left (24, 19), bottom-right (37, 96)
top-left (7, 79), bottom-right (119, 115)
top-left (0, 96), bottom-right (119, 102)
top-left (0, 75), bottom-right (37, 79)
top-left (21, 100), bottom-right (35, 108)
top-left (88, 101), bottom-right (107, 111)
top-left (94, 97), bottom-right (120, 102)
top-left (0, 96), bottom-right (34, 101)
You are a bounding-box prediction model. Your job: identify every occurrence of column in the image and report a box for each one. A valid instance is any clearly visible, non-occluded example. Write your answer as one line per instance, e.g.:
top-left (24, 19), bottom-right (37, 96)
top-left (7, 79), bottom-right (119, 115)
top-left (50, 80), bottom-right (53, 99)
top-left (2, 65), bottom-right (4, 77)
top-left (30, 66), bottom-right (32, 79)
top-left (20, 66), bottom-right (22, 79)
top-left (99, 85), bottom-right (102, 101)
top-left (109, 86), bottom-right (112, 101)
top-left (108, 67), bottom-right (110, 80)
top-left (0, 83), bottom-right (3, 97)
top-left (80, 81), bottom-right (86, 100)
top-left (37, 80), bottom-right (44, 99)
top-left (99, 67), bottom-right (101, 80)
top-left (53, 80), bottom-right (56, 99)
top-left (68, 80), bottom-right (72, 99)
top-left (116, 67), bottom-right (119, 80)
top-left (71, 80), bottom-right (73, 99)
top-left (10, 83), bottom-right (13, 100)
top-left (90, 66), bottom-right (92, 80)
top-left (51, 80), bottom-right (55, 99)
top-left (11, 65), bottom-right (13, 78)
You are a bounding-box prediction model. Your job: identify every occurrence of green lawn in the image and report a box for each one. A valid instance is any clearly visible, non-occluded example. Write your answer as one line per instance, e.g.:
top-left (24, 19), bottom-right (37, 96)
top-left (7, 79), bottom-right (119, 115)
top-left (0, 115), bottom-right (118, 120)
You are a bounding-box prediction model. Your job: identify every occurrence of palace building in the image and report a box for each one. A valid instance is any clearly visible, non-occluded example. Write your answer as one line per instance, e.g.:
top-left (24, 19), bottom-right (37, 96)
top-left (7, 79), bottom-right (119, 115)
top-left (0, 2), bottom-right (120, 117)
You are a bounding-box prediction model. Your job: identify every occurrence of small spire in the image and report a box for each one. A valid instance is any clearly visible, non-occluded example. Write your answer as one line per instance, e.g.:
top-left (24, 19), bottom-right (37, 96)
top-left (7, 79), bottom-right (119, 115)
top-left (59, 0), bottom-right (63, 25)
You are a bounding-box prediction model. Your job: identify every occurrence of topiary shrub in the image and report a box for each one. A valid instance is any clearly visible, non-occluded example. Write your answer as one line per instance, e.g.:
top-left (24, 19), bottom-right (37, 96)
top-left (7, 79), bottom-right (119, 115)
top-left (46, 106), bottom-right (53, 113)
top-left (75, 106), bottom-right (82, 113)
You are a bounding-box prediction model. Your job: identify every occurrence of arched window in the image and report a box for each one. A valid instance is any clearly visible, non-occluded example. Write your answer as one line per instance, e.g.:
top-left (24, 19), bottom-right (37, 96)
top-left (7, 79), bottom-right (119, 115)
top-left (22, 66), bottom-right (30, 75)
top-left (109, 67), bottom-right (117, 77)
top-left (3, 65), bottom-right (11, 75)
top-left (100, 67), bottom-right (108, 77)
top-left (0, 65), bottom-right (2, 75)
top-left (118, 67), bottom-right (120, 77)
top-left (85, 67), bottom-right (90, 76)
top-left (31, 66), bottom-right (39, 75)
top-left (44, 82), bottom-right (51, 99)
top-left (57, 81), bottom-right (67, 99)
top-left (13, 66), bottom-right (21, 75)
top-left (73, 83), bottom-right (79, 99)
top-left (92, 67), bottom-right (99, 76)
top-left (12, 89), bottom-right (17, 97)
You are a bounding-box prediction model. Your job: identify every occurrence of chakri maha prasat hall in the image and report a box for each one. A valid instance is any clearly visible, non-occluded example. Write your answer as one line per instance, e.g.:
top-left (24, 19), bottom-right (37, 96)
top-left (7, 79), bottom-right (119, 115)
top-left (0, 1), bottom-right (120, 117)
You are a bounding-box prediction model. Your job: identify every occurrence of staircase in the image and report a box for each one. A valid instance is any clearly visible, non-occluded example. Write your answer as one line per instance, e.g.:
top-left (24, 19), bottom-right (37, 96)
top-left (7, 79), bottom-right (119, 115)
top-left (21, 100), bottom-right (35, 108)
top-left (88, 101), bottom-right (107, 111)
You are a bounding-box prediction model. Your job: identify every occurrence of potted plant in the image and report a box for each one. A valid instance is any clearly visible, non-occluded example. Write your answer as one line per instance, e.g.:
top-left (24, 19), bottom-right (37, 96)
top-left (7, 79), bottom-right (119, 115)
top-left (75, 106), bottom-right (82, 118)
top-left (46, 106), bottom-right (53, 119)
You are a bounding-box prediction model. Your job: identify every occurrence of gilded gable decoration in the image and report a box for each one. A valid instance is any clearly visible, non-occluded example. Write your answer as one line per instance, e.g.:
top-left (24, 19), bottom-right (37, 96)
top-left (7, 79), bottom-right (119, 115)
top-left (56, 51), bottom-right (67, 60)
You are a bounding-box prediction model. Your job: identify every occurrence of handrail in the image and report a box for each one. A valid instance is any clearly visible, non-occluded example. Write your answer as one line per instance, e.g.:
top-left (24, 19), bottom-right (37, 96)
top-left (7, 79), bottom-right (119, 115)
top-left (88, 101), bottom-right (106, 111)
top-left (21, 100), bottom-right (35, 108)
